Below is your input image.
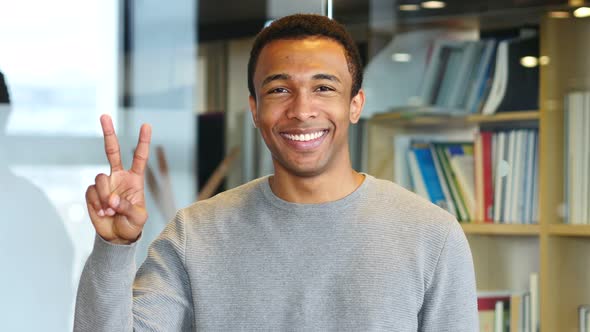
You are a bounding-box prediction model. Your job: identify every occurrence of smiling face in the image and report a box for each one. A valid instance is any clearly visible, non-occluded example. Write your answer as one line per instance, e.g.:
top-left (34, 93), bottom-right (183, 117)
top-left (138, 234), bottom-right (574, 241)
top-left (249, 37), bottom-right (365, 178)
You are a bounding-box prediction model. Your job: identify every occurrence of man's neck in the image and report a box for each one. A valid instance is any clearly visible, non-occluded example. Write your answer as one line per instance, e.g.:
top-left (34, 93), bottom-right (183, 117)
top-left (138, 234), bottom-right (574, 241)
top-left (268, 166), bottom-right (365, 204)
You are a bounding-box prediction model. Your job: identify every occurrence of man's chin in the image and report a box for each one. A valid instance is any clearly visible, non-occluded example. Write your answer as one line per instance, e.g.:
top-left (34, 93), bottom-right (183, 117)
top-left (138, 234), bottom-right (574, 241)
top-left (282, 163), bottom-right (328, 178)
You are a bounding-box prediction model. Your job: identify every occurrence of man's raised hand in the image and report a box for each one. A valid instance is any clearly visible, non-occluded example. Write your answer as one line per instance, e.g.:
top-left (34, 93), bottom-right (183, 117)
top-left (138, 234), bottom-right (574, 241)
top-left (85, 114), bottom-right (152, 245)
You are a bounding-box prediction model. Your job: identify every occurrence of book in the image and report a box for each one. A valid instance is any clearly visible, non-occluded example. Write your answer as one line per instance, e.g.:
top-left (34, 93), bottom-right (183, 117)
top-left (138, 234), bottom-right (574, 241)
top-left (495, 300), bottom-right (506, 332)
top-left (495, 36), bottom-right (539, 112)
top-left (475, 131), bottom-right (495, 223)
top-left (420, 39), bottom-right (485, 112)
top-left (447, 144), bottom-right (476, 220)
top-left (478, 290), bottom-right (530, 332)
top-left (481, 40), bottom-right (509, 115)
top-left (522, 130), bottom-right (537, 224)
top-left (510, 130), bottom-right (525, 223)
top-left (409, 142), bottom-right (448, 209)
top-left (393, 133), bottom-right (468, 191)
top-left (481, 35), bottom-right (539, 115)
top-left (361, 29), bottom-right (477, 118)
top-left (434, 143), bottom-right (470, 221)
top-left (493, 131), bottom-right (508, 223)
top-left (503, 130), bottom-right (517, 223)
top-left (580, 305), bottom-right (590, 332)
top-left (446, 41), bottom-right (481, 109)
top-left (530, 273), bottom-right (539, 332)
top-left (477, 289), bottom-right (531, 332)
top-left (408, 148), bottom-right (429, 199)
top-left (481, 132), bottom-right (494, 222)
top-left (531, 135), bottom-right (539, 224)
top-left (564, 92), bottom-right (588, 224)
top-left (465, 40), bottom-right (498, 114)
top-left (478, 293), bottom-right (510, 332)
top-left (430, 144), bottom-right (457, 216)
top-left (475, 133), bottom-right (485, 221)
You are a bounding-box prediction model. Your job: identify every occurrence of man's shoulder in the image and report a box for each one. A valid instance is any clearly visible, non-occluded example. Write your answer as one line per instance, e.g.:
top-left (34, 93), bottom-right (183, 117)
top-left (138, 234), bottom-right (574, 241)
top-left (180, 177), bottom-right (268, 221)
top-left (365, 175), bottom-right (456, 220)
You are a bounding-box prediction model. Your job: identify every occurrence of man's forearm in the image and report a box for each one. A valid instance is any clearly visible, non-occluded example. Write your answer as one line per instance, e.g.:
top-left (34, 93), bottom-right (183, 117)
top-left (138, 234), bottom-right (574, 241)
top-left (74, 235), bottom-right (137, 332)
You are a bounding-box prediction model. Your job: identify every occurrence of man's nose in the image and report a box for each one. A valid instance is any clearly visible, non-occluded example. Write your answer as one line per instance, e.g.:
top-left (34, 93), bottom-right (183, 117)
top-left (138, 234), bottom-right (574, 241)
top-left (286, 92), bottom-right (318, 121)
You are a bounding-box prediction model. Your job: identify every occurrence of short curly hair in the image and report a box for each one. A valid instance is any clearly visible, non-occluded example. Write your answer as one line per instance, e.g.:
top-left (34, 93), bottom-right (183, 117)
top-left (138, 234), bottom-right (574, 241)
top-left (247, 14), bottom-right (363, 99)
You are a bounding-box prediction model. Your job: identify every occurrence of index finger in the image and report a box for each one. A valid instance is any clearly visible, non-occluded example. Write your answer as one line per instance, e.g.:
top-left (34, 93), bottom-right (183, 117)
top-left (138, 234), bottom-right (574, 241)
top-left (100, 114), bottom-right (123, 173)
top-left (130, 123), bottom-right (152, 175)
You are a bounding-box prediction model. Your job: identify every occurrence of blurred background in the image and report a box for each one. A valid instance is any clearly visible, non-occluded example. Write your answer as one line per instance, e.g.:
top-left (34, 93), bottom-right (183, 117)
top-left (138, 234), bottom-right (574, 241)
top-left (0, 0), bottom-right (588, 331)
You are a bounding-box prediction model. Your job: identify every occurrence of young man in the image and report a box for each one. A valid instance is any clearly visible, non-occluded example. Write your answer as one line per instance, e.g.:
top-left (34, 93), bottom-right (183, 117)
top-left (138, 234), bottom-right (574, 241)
top-left (75, 14), bottom-right (478, 331)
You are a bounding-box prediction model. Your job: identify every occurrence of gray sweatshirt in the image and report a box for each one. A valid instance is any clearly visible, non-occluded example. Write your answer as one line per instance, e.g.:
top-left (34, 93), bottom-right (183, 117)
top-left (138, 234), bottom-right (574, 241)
top-left (74, 175), bottom-right (478, 331)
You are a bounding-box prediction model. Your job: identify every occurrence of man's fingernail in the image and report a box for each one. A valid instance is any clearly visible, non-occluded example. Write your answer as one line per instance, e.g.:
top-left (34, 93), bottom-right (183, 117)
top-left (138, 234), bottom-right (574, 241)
top-left (97, 209), bottom-right (105, 217)
top-left (111, 195), bottom-right (120, 208)
top-left (106, 208), bottom-right (116, 216)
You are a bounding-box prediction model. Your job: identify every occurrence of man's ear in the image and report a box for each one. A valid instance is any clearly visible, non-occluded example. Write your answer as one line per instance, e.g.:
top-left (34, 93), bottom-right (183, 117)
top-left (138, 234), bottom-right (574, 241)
top-left (349, 88), bottom-right (365, 124)
top-left (248, 95), bottom-right (258, 128)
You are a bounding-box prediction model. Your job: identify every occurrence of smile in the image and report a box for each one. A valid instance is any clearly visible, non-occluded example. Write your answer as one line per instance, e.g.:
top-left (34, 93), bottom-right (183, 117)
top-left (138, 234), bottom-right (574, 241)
top-left (281, 130), bottom-right (328, 142)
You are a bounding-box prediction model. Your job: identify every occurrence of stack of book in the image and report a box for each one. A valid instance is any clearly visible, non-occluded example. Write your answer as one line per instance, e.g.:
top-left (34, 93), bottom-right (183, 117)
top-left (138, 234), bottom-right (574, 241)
top-left (564, 91), bottom-right (590, 225)
top-left (414, 33), bottom-right (539, 115)
top-left (478, 291), bottom-right (529, 332)
top-left (402, 129), bottom-right (538, 223)
top-left (478, 273), bottom-right (539, 332)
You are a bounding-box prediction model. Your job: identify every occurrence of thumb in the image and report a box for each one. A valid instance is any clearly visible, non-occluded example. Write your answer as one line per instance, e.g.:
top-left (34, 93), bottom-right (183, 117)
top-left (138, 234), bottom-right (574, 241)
top-left (109, 194), bottom-right (148, 227)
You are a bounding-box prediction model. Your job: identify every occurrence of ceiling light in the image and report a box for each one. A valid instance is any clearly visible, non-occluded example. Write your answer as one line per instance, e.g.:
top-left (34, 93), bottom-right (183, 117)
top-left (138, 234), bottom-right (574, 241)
top-left (392, 53), bottom-right (412, 62)
top-left (539, 56), bottom-right (550, 66)
top-left (421, 1), bottom-right (446, 9)
top-left (399, 4), bottom-right (420, 11)
top-left (574, 7), bottom-right (590, 17)
top-left (520, 56), bottom-right (538, 68)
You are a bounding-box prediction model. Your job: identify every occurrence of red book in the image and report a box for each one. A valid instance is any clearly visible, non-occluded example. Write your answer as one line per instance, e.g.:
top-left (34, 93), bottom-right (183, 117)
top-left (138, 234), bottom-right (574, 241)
top-left (478, 296), bottom-right (510, 310)
top-left (478, 295), bottom-right (510, 332)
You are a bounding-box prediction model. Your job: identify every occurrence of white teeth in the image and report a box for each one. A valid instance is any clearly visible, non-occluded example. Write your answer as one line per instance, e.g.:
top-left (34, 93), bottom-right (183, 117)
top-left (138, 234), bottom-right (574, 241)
top-left (283, 131), bottom-right (326, 142)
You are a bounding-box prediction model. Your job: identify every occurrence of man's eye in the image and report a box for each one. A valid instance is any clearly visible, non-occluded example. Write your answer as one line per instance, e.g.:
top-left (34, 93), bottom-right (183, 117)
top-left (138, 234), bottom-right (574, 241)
top-left (268, 87), bottom-right (288, 94)
top-left (316, 86), bottom-right (335, 92)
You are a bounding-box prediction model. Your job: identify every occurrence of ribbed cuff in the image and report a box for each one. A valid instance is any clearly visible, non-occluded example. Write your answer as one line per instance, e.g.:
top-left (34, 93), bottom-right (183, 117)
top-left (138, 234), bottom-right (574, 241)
top-left (90, 233), bottom-right (140, 272)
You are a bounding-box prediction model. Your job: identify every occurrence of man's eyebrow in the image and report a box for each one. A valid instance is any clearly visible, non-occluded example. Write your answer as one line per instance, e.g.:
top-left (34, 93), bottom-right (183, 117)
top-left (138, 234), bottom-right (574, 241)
top-left (262, 73), bottom-right (291, 87)
top-left (312, 73), bottom-right (341, 84)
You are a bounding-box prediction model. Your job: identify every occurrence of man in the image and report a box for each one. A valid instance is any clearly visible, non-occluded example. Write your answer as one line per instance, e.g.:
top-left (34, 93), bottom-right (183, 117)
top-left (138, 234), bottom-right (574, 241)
top-left (75, 14), bottom-right (478, 331)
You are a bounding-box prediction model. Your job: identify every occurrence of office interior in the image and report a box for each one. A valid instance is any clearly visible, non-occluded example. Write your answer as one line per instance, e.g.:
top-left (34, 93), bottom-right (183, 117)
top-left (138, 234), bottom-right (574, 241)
top-left (0, 0), bottom-right (589, 331)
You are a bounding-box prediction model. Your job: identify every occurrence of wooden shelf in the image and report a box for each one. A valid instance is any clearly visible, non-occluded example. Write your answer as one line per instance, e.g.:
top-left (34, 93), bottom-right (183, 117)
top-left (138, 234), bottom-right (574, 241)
top-left (466, 111), bottom-right (539, 123)
top-left (364, 15), bottom-right (590, 332)
top-left (370, 110), bottom-right (539, 126)
top-left (548, 224), bottom-right (590, 237)
top-left (461, 223), bottom-right (540, 236)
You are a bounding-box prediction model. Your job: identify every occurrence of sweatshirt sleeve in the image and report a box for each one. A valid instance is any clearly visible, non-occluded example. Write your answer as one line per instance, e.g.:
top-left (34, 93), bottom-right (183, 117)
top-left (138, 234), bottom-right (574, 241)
top-left (418, 221), bottom-right (479, 332)
top-left (74, 210), bottom-right (194, 331)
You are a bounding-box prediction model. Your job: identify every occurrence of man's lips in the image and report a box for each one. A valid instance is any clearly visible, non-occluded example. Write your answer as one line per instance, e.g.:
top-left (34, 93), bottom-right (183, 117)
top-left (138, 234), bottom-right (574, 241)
top-left (279, 129), bottom-right (329, 150)
top-left (280, 129), bottom-right (329, 142)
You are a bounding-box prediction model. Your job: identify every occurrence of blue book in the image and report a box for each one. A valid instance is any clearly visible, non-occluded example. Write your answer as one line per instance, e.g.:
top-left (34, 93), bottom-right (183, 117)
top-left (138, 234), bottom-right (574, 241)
top-left (411, 143), bottom-right (448, 210)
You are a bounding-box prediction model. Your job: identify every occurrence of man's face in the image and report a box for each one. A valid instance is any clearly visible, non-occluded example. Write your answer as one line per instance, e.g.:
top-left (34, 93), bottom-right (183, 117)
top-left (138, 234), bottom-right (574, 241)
top-left (249, 37), bottom-right (364, 178)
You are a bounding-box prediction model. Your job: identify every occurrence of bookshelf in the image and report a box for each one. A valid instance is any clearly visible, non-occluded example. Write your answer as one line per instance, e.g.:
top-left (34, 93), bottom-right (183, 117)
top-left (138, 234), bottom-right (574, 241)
top-left (366, 13), bottom-right (590, 331)
top-left (367, 110), bottom-right (542, 319)
top-left (461, 223), bottom-right (540, 236)
top-left (547, 224), bottom-right (590, 237)
top-left (539, 15), bottom-right (590, 332)
top-left (371, 110), bottom-right (540, 124)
